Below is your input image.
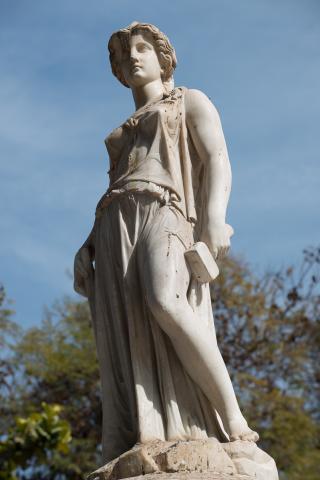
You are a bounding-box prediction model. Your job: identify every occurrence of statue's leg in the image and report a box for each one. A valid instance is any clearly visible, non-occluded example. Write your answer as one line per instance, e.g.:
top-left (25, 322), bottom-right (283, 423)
top-left (138, 208), bottom-right (258, 442)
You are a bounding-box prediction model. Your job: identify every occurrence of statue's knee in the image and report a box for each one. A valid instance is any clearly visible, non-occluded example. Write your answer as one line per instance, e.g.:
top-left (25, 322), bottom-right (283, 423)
top-left (146, 288), bottom-right (170, 319)
top-left (146, 289), bottom-right (185, 335)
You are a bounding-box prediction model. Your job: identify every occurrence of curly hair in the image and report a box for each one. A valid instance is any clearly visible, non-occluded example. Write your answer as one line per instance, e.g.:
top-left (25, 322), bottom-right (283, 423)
top-left (108, 22), bottom-right (177, 93)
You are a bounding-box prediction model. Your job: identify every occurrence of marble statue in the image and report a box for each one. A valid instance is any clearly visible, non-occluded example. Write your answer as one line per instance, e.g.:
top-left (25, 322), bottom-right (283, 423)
top-left (74, 22), bottom-right (278, 479)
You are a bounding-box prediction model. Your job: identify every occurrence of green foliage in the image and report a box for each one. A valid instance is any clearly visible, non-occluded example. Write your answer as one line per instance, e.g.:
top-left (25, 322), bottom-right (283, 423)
top-left (0, 284), bottom-right (19, 376)
top-left (212, 247), bottom-right (320, 479)
top-left (1, 248), bottom-right (319, 479)
top-left (11, 299), bottom-right (101, 477)
top-left (0, 403), bottom-right (71, 480)
top-left (0, 285), bottom-right (21, 432)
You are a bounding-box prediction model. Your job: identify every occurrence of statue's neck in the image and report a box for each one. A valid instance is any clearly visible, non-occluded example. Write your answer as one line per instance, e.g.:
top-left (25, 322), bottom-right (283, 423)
top-left (132, 79), bottom-right (164, 110)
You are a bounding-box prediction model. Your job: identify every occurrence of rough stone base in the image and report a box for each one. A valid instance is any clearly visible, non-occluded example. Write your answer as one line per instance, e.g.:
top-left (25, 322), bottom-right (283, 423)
top-left (88, 438), bottom-right (278, 480)
top-left (114, 475), bottom-right (249, 479)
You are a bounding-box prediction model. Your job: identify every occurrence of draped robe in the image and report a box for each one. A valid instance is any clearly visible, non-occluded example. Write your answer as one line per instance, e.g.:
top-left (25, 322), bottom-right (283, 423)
top-left (89, 87), bottom-right (226, 463)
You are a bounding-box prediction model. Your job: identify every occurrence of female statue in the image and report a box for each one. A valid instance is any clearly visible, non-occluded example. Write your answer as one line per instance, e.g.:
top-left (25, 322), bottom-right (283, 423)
top-left (74, 22), bottom-right (259, 464)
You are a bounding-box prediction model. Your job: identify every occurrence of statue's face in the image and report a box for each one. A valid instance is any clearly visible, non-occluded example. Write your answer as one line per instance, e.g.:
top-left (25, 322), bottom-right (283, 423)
top-left (120, 32), bottom-right (162, 89)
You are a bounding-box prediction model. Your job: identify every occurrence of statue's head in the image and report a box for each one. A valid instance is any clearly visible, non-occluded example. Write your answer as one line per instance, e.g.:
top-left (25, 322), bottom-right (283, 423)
top-left (108, 22), bottom-right (177, 94)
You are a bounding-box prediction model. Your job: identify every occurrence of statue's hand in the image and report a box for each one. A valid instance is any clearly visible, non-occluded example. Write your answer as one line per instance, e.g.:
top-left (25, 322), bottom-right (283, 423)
top-left (74, 245), bottom-right (94, 298)
top-left (200, 223), bottom-right (234, 260)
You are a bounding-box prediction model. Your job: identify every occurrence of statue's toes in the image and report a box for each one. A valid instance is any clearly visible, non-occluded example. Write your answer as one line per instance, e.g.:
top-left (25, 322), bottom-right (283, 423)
top-left (239, 430), bottom-right (259, 442)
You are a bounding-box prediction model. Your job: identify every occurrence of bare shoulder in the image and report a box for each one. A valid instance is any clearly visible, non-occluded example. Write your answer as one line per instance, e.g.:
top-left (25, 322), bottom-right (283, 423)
top-left (185, 88), bottom-right (210, 104)
top-left (184, 88), bottom-right (220, 125)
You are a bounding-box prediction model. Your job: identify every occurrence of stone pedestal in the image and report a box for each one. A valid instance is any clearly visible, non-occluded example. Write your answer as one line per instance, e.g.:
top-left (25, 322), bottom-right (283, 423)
top-left (95, 475), bottom-right (254, 480)
top-left (88, 439), bottom-right (278, 480)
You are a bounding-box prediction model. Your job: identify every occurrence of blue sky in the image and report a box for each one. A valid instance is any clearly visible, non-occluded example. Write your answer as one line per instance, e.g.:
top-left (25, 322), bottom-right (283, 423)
top-left (1, 0), bottom-right (319, 328)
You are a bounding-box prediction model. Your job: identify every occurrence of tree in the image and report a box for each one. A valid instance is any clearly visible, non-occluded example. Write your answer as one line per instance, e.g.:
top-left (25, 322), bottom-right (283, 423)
top-left (12, 299), bottom-right (101, 478)
top-left (212, 247), bottom-right (320, 479)
top-left (0, 285), bottom-right (21, 431)
top-left (0, 403), bottom-right (71, 480)
top-left (1, 248), bottom-right (319, 479)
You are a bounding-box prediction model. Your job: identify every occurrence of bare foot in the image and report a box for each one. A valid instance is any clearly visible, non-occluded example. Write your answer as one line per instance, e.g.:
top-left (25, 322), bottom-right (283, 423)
top-left (227, 417), bottom-right (259, 443)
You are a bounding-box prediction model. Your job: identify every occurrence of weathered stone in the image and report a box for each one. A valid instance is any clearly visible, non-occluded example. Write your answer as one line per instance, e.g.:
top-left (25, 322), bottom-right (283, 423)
top-left (87, 439), bottom-right (278, 480)
top-left (122, 474), bottom-right (249, 480)
top-left (118, 446), bottom-right (159, 478)
top-left (87, 444), bottom-right (159, 480)
top-left (153, 439), bottom-right (235, 475)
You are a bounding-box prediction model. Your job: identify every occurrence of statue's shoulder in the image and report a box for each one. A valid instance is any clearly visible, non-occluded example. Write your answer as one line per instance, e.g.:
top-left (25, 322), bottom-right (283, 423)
top-left (181, 88), bottom-right (218, 122)
top-left (182, 87), bottom-right (213, 107)
top-left (172, 87), bottom-right (215, 113)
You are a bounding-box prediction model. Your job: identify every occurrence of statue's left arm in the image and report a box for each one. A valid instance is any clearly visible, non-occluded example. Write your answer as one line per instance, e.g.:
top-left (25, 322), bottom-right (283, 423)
top-left (185, 89), bottom-right (233, 259)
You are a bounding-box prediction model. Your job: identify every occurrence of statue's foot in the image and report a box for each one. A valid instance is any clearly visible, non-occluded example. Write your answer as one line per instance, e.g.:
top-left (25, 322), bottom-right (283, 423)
top-left (227, 418), bottom-right (259, 443)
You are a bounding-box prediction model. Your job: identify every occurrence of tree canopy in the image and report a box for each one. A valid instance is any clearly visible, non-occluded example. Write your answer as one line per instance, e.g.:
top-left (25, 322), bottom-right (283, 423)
top-left (0, 403), bottom-right (71, 480)
top-left (1, 248), bottom-right (319, 479)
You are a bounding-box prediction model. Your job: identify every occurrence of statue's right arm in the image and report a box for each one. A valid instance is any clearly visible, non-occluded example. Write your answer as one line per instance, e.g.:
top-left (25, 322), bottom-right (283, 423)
top-left (74, 223), bottom-right (96, 297)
